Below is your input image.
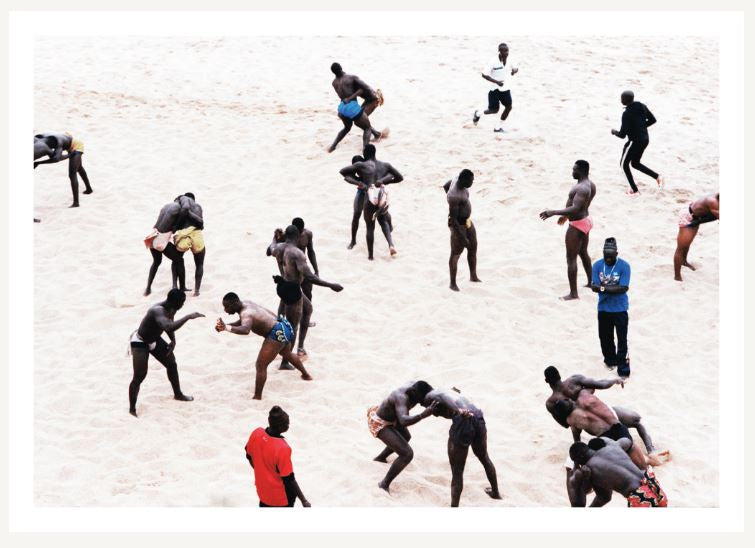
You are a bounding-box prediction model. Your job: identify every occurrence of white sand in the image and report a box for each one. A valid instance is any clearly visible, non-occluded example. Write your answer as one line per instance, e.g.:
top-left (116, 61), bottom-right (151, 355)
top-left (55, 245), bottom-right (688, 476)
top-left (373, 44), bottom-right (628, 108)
top-left (33, 36), bottom-right (718, 507)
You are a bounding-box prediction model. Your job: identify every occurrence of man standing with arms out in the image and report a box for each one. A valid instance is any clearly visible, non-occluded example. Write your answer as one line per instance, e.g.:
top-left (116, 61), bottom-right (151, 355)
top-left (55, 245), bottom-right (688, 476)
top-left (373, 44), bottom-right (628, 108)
top-left (172, 192), bottom-right (206, 297)
top-left (245, 406), bottom-right (311, 507)
top-left (567, 438), bottom-right (668, 507)
top-left (674, 192), bottom-right (719, 281)
top-left (539, 160), bottom-right (596, 300)
top-left (444, 169), bottom-right (481, 291)
top-left (611, 90), bottom-right (663, 195)
top-left (216, 293), bottom-right (312, 400)
top-left (33, 132), bottom-right (93, 207)
top-left (291, 217), bottom-right (318, 333)
top-left (424, 387), bottom-right (501, 507)
top-left (591, 237), bottom-right (631, 378)
top-left (472, 42), bottom-right (518, 133)
top-left (328, 63), bottom-right (386, 152)
top-left (128, 289), bottom-right (204, 417)
top-left (368, 381), bottom-right (437, 493)
top-left (339, 145), bottom-right (403, 260)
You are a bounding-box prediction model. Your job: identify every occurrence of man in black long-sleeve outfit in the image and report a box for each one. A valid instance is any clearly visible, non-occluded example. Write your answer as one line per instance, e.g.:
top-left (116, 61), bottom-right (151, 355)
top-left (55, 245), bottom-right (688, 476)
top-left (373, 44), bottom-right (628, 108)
top-left (611, 90), bottom-right (663, 195)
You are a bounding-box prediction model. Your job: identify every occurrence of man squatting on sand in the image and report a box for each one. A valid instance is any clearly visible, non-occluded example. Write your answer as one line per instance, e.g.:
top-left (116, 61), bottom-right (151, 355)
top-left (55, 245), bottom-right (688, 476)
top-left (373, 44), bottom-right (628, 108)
top-left (674, 192), bottom-right (719, 281)
top-left (328, 62), bottom-right (386, 152)
top-left (444, 169), bottom-right (481, 291)
top-left (128, 289), bottom-right (204, 417)
top-left (539, 160), bottom-right (596, 300)
top-left (340, 144), bottom-right (403, 259)
top-left (368, 381), bottom-right (437, 493)
top-left (216, 292), bottom-right (311, 400)
top-left (424, 387), bottom-right (501, 506)
top-left (267, 225), bottom-right (343, 369)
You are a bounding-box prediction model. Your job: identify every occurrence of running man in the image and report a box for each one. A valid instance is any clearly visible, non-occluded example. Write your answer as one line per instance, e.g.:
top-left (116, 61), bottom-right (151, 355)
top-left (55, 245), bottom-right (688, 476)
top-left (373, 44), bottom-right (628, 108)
top-left (611, 90), bottom-right (663, 195)
top-left (328, 63), bottom-right (386, 152)
top-left (539, 160), bottom-right (596, 300)
top-left (368, 381), bottom-right (437, 493)
top-left (424, 387), bottom-right (501, 507)
top-left (444, 169), bottom-right (481, 291)
top-left (567, 438), bottom-right (668, 507)
top-left (472, 42), bottom-right (518, 133)
top-left (339, 145), bottom-right (403, 259)
top-left (128, 288), bottom-right (204, 417)
top-left (172, 193), bottom-right (206, 297)
top-left (216, 293), bottom-right (312, 400)
top-left (674, 192), bottom-right (719, 281)
top-left (267, 225), bottom-right (343, 366)
top-left (144, 196), bottom-right (192, 296)
top-left (33, 132), bottom-right (93, 207)
top-left (245, 406), bottom-right (311, 507)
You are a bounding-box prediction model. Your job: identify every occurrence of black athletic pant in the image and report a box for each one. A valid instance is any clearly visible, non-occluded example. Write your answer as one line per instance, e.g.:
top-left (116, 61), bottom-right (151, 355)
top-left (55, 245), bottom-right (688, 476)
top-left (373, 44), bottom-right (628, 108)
top-left (622, 138), bottom-right (658, 192)
top-left (598, 311), bottom-right (628, 366)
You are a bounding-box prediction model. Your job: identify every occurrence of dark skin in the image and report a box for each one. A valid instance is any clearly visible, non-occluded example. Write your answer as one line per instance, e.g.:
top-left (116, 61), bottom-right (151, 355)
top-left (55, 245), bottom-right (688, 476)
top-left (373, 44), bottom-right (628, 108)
top-left (481, 44), bottom-right (518, 121)
top-left (171, 197), bottom-right (205, 297)
top-left (424, 388), bottom-right (501, 506)
top-left (568, 438), bottom-right (647, 507)
top-left (245, 414), bottom-right (311, 507)
top-left (144, 199), bottom-right (191, 296)
top-left (347, 155), bottom-right (366, 249)
top-left (329, 70), bottom-right (382, 152)
top-left (539, 164), bottom-right (596, 300)
top-left (373, 382), bottom-right (438, 493)
top-left (674, 193), bottom-right (719, 281)
top-left (340, 156), bottom-right (403, 259)
top-left (444, 174), bottom-right (481, 291)
top-left (217, 297), bottom-right (311, 400)
top-left (33, 133), bottom-right (92, 207)
top-left (129, 297), bottom-right (204, 417)
top-left (267, 228), bottom-right (343, 369)
top-left (590, 247), bottom-right (629, 294)
top-left (293, 224), bottom-right (319, 339)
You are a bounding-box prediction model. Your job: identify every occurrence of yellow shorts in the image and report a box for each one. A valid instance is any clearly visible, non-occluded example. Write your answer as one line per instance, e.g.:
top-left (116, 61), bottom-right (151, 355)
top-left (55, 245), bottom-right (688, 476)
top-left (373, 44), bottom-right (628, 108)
top-left (174, 226), bottom-right (205, 254)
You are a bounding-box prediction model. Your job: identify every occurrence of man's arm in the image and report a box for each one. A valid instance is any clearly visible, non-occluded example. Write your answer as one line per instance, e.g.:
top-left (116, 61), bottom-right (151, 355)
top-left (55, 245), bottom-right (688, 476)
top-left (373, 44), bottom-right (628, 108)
top-left (394, 397), bottom-right (437, 427)
top-left (481, 74), bottom-right (503, 86)
top-left (266, 230), bottom-right (285, 256)
top-left (377, 163), bottom-right (403, 186)
top-left (447, 201), bottom-right (469, 246)
top-left (612, 111), bottom-right (629, 138)
top-left (245, 449), bottom-right (254, 469)
top-left (443, 179), bottom-right (452, 194)
top-left (221, 311), bottom-right (253, 335)
top-left (306, 234), bottom-right (319, 276)
top-left (540, 187), bottom-right (587, 219)
top-left (571, 426), bottom-right (583, 443)
top-left (645, 106), bottom-right (657, 127)
top-left (297, 253), bottom-right (342, 291)
top-left (590, 486), bottom-right (613, 507)
top-left (343, 175), bottom-right (364, 187)
top-left (567, 467), bottom-right (588, 507)
top-left (281, 474), bottom-right (310, 507)
top-left (570, 374), bottom-right (624, 391)
top-left (187, 204), bottom-right (204, 227)
top-left (708, 197), bottom-right (720, 219)
top-left (166, 330), bottom-right (176, 352)
top-left (153, 307), bottom-right (204, 333)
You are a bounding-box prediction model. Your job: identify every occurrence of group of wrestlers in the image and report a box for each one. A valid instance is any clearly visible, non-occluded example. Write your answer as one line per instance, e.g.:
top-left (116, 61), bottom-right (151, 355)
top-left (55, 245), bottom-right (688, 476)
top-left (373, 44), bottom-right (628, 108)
top-left (32, 42), bottom-right (719, 508)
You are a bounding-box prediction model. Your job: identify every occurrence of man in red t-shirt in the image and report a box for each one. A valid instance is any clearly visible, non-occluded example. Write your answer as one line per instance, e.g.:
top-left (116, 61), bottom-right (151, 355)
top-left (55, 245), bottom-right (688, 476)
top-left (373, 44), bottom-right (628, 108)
top-left (245, 406), bottom-right (310, 507)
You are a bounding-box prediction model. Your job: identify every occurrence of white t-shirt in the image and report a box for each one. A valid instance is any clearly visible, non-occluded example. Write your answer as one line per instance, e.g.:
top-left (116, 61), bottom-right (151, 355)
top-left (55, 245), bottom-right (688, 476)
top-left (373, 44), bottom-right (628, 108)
top-left (486, 57), bottom-right (517, 91)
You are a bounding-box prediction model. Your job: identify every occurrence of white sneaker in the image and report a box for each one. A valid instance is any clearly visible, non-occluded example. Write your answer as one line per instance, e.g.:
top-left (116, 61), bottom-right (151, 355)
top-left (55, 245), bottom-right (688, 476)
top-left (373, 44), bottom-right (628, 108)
top-left (472, 110), bottom-right (480, 125)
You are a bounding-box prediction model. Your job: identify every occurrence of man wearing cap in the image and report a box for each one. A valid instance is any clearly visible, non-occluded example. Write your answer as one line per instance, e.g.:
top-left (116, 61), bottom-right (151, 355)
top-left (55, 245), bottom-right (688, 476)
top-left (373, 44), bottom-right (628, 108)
top-left (216, 292), bottom-right (312, 400)
top-left (590, 238), bottom-right (631, 377)
top-left (245, 406), bottom-right (311, 507)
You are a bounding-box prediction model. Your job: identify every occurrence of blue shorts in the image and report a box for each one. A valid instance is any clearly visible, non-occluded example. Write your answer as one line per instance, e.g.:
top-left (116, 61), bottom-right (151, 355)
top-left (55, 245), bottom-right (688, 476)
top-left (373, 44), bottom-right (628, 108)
top-left (268, 317), bottom-right (294, 345)
top-left (338, 100), bottom-right (363, 120)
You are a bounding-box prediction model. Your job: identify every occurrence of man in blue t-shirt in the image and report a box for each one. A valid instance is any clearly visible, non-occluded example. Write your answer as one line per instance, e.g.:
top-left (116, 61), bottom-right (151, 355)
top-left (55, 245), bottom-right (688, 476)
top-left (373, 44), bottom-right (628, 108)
top-left (591, 237), bottom-right (631, 377)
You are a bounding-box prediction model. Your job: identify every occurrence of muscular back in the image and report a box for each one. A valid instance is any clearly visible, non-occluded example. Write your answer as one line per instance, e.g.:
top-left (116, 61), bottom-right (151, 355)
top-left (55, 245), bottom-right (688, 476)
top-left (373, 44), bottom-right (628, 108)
top-left (239, 301), bottom-right (278, 337)
top-left (690, 193), bottom-right (720, 218)
top-left (137, 304), bottom-right (172, 343)
top-left (296, 229), bottom-right (313, 252)
top-left (280, 244), bottom-right (310, 284)
top-left (333, 73), bottom-right (375, 101)
top-left (377, 382), bottom-right (416, 422)
top-left (568, 392), bottom-right (618, 435)
top-left (582, 443), bottom-right (644, 497)
top-left (154, 202), bottom-right (183, 232)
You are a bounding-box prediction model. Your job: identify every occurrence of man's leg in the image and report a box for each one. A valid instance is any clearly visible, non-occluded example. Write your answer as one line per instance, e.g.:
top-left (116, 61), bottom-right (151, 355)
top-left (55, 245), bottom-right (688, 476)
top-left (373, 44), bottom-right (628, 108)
top-left (296, 295), bottom-right (312, 355)
top-left (483, 90), bottom-right (500, 116)
top-left (354, 114), bottom-right (376, 149)
top-left (374, 425), bottom-right (409, 463)
top-left (377, 214), bottom-right (395, 253)
top-left (629, 140), bottom-right (659, 180)
top-left (328, 116), bottom-right (353, 153)
top-left (280, 343), bottom-right (312, 380)
top-left (164, 243), bottom-right (189, 291)
top-left (448, 437), bottom-right (470, 507)
top-left (467, 223), bottom-right (481, 282)
top-left (597, 311), bottom-right (618, 366)
top-left (279, 299), bottom-right (303, 370)
top-left (349, 192), bottom-right (365, 249)
top-left (152, 339), bottom-right (193, 402)
top-left (674, 226), bottom-right (699, 281)
top-left (615, 311), bottom-right (629, 366)
top-left (449, 230), bottom-right (464, 291)
top-left (622, 144), bottom-right (639, 193)
top-left (129, 347), bottom-right (150, 416)
top-left (470, 425), bottom-right (501, 501)
top-left (364, 209), bottom-right (376, 261)
top-left (67, 155), bottom-right (81, 207)
top-left (613, 406), bottom-right (656, 454)
top-left (192, 249), bottom-right (205, 297)
top-left (562, 227), bottom-right (582, 300)
top-left (76, 153), bottom-right (93, 194)
top-left (145, 248), bottom-right (163, 296)
top-left (578, 229), bottom-right (592, 287)
top-left (254, 338), bottom-right (286, 400)
top-left (377, 427), bottom-right (414, 492)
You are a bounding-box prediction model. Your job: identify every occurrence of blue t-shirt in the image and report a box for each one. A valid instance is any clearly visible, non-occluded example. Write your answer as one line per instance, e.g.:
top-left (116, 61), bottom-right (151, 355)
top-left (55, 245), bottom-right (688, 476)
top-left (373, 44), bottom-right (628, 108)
top-left (592, 258), bottom-right (630, 312)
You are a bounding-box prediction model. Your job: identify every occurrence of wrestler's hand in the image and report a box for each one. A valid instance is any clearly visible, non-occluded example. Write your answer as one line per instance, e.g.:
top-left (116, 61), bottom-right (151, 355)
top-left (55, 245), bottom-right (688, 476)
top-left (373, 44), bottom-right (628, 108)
top-left (274, 228), bottom-right (284, 242)
top-left (615, 378), bottom-right (625, 388)
top-left (460, 408), bottom-right (474, 418)
top-left (215, 318), bottom-right (226, 332)
top-left (557, 216), bottom-right (568, 225)
top-left (511, 68), bottom-right (518, 75)
top-left (330, 283), bottom-right (344, 292)
top-left (611, 129), bottom-right (619, 136)
top-left (421, 401), bottom-right (438, 418)
top-left (539, 210), bottom-right (552, 220)
top-left (187, 312), bottom-right (205, 320)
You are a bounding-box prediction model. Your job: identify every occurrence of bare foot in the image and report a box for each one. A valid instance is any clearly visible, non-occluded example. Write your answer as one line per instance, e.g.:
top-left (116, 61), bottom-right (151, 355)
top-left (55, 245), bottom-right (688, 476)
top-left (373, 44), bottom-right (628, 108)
top-left (297, 347), bottom-right (307, 356)
top-left (144, 288), bottom-right (152, 296)
top-left (279, 361), bottom-right (295, 370)
top-left (373, 456), bottom-right (388, 463)
top-left (450, 284), bottom-right (460, 292)
top-left (682, 261), bottom-right (696, 271)
top-left (389, 246), bottom-right (397, 256)
top-left (83, 189), bottom-right (93, 194)
top-left (485, 487), bottom-right (502, 500)
top-left (378, 127), bottom-right (390, 141)
top-left (193, 290), bottom-right (200, 297)
top-left (378, 481), bottom-right (390, 493)
top-left (327, 144), bottom-right (336, 153)
top-left (174, 394), bottom-right (193, 402)
top-left (348, 241), bottom-right (356, 249)
top-left (129, 409), bottom-right (138, 418)
top-left (253, 395), bottom-right (262, 400)
top-left (560, 294), bottom-right (579, 301)
top-left (470, 276), bottom-right (482, 283)
top-left (674, 275), bottom-right (683, 282)
top-left (34, 218), bottom-right (41, 223)
top-left (368, 256), bottom-right (374, 261)
top-left (301, 373), bottom-right (313, 381)
top-left (646, 449), bottom-right (672, 466)
top-left (69, 203), bottom-right (80, 208)
top-left (308, 321), bottom-right (316, 328)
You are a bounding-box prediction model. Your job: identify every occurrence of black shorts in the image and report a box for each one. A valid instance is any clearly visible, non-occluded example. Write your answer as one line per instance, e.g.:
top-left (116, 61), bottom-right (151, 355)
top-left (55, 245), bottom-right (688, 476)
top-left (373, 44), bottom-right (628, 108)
top-left (449, 411), bottom-right (486, 446)
top-left (488, 89), bottom-right (512, 110)
top-left (600, 423), bottom-right (633, 446)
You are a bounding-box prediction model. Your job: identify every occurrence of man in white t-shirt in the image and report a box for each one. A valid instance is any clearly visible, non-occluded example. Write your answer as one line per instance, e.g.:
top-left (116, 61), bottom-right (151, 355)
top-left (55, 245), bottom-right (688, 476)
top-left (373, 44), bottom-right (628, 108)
top-left (473, 43), bottom-right (518, 133)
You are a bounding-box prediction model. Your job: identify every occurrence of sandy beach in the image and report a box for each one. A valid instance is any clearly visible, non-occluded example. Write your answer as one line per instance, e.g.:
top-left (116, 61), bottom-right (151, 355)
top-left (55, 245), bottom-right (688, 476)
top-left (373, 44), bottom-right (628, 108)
top-left (33, 35), bottom-right (719, 507)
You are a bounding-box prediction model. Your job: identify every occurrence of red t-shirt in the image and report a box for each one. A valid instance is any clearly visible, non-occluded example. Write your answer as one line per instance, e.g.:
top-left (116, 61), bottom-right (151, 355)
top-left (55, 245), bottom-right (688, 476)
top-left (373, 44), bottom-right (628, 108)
top-left (245, 427), bottom-right (294, 506)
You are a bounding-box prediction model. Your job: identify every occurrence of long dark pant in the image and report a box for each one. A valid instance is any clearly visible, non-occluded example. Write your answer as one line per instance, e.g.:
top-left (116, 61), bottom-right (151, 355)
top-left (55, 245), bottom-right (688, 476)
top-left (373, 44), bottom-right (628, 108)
top-left (598, 311), bottom-right (628, 366)
top-left (622, 139), bottom-right (658, 192)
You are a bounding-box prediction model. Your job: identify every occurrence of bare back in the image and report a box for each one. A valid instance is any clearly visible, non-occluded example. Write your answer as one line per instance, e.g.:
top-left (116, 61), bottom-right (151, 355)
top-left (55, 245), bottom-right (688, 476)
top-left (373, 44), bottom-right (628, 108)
top-left (690, 193), bottom-right (720, 218)
top-left (238, 300), bottom-right (278, 338)
top-left (377, 382), bottom-right (416, 422)
top-left (567, 392), bottom-right (618, 435)
top-left (333, 73), bottom-right (375, 101)
top-left (582, 442), bottom-right (644, 497)
top-left (137, 303), bottom-right (173, 343)
top-left (296, 229), bottom-right (313, 253)
top-left (154, 202), bottom-right (183, 232)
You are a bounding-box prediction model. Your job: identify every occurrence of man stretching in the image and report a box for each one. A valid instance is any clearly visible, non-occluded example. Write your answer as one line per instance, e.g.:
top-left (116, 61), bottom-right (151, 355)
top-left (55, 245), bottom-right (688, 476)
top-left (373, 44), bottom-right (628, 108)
top-left (539, 160), bottom-right (596, 300)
